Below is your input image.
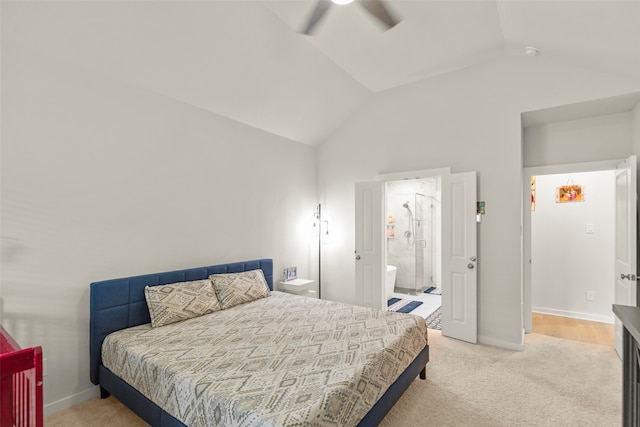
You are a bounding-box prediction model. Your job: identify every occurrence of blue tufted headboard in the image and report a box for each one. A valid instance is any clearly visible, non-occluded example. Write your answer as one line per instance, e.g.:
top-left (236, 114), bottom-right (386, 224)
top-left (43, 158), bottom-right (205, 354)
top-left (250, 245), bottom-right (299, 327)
top-left (89, 258), bottom-right (273, 385)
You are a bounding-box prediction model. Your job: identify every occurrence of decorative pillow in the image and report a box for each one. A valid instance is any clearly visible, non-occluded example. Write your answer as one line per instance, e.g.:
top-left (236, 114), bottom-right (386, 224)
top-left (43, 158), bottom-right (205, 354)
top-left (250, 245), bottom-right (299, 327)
top-left (209, 269), bottom-right (271, 309)
top-left (144, 279), bottom-right (221, 328)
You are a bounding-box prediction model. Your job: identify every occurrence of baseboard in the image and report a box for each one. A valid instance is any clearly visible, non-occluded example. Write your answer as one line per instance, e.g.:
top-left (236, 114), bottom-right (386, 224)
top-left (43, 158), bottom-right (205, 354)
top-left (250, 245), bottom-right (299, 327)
top-left (532, 307), bottom-right (614, 324)
top-left (478, 334), bottom-right (524, 352)
top-left (44, 386), bottom-right (100, 416)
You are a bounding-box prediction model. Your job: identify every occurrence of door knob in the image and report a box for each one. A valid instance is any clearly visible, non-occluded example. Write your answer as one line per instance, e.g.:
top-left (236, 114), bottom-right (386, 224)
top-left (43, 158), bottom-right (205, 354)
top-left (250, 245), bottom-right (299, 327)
top-left (467, 263), bottom-right (475, 269)
top-left (355, 254), bottom-right (361, 260)
top-left (621, 273), bottom-right (631, 280)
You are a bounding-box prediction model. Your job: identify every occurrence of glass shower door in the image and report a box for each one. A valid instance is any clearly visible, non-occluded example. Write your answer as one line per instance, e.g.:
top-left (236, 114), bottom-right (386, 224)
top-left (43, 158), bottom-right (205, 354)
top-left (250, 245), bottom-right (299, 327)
top-left (414, 193), bottom-right (427, 293)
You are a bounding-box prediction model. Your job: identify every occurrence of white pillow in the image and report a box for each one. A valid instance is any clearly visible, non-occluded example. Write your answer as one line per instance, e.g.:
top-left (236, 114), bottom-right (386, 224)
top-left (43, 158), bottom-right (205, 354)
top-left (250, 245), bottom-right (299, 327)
top-left (144, 279), bottom-right (221, 327)
top-left (209, 269), bottom-right (271, 309)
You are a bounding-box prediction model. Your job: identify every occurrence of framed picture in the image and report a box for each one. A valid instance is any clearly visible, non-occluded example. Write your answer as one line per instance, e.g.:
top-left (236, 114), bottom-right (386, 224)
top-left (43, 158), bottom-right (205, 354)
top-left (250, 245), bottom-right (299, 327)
top-left (283, 267), bottom-right (297, 281)
top-left (556, 185), bottom-right (584, 203)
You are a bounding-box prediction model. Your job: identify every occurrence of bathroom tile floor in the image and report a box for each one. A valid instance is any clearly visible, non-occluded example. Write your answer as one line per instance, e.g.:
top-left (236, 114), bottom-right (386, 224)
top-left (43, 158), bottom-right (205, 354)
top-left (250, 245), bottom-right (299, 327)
top-left (389, 290), bottom-right (441, 319)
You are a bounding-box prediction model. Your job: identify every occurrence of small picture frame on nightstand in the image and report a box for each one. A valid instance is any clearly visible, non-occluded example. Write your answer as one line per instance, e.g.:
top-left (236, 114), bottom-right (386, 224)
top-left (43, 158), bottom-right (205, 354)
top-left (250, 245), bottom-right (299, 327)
top-left (283, 266), bottom-right (297, 282)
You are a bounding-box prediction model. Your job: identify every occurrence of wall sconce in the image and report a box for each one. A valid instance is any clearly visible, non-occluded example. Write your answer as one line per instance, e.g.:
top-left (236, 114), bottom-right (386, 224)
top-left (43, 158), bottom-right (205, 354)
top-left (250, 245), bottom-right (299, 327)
top-left (314, 204), bottom-right (329, 299)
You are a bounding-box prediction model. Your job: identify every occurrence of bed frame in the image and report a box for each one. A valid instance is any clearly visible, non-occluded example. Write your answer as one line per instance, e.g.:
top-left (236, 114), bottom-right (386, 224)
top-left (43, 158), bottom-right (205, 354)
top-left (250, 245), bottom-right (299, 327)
top-left (89, 258), bottom-right (429, 426)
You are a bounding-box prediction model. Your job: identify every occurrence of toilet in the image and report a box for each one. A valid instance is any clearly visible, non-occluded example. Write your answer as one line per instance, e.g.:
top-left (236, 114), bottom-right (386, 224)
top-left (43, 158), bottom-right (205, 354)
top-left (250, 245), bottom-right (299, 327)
top-left (386, 265), bottom-right (397, 298)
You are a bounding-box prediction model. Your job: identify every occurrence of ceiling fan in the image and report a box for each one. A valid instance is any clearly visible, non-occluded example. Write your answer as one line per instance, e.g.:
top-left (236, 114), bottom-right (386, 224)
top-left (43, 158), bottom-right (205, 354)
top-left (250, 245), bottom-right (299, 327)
top-left (302, 0), bottom-right (400, 35)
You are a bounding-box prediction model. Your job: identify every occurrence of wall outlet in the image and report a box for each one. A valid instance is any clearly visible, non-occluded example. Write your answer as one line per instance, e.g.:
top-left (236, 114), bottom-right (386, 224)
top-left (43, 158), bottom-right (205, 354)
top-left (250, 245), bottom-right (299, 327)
top-left (586, 290), bottom-right (595, 301)
top-left (585, 223), bottom-right (595, 234)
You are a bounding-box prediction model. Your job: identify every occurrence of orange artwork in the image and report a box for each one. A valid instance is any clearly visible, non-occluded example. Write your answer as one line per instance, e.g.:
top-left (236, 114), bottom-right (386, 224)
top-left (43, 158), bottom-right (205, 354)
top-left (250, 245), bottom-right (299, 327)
top-left (556, 185), bottom-right (584, 203)
top-left (530, 176), bottom-right (536, 211)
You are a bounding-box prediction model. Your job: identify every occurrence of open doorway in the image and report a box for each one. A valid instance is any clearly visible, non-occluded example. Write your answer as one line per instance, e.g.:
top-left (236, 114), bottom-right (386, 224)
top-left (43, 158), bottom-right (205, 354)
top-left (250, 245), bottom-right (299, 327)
top-left (355, 167), bottom-right (478, 343)
top-left (520, 93), bottom-right (640, 352)
top-left (523, 163), bottom-right (619, 346)
top-left (384, 177), bottom-right (442, 321)
top-left (385, 178), bottom-right (441, 295)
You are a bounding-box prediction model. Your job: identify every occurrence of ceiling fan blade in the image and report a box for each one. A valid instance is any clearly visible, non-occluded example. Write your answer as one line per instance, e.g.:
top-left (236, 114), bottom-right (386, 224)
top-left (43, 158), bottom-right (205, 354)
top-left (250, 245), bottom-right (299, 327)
top-left (302, 0), bottom-right (333, 35)
top-left (359, 0), bottom-right (400, 29)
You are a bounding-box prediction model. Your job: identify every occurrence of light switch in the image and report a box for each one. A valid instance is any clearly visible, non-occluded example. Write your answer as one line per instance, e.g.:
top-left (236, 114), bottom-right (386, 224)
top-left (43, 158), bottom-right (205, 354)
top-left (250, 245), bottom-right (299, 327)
top-left (586, 223), bottom-right (595, 234)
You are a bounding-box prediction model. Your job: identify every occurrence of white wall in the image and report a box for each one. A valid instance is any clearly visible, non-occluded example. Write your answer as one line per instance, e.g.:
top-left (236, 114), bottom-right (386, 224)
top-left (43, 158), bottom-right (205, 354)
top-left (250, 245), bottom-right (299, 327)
top-left (634, 103), bottom-right (640, 176)
top-left (523, 112), bottom-right (634, 167)
top-left (317, 55), bottom-right (640, 350)
top-left (1, 40), bottom-right (317, 411)
top-left (531, 171), bottom-right (615, 322)
top-left (635, 103), bottom-right (640, 144)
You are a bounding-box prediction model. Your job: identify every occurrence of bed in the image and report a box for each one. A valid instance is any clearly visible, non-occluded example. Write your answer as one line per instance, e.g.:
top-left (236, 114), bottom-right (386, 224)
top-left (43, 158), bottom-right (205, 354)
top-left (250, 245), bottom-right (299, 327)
top-left (89, 259), bottom-right (429, 426)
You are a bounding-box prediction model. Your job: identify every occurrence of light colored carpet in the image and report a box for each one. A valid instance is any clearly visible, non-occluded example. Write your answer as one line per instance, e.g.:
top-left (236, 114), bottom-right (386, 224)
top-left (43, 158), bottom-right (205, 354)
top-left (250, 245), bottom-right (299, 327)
top-left (380, 331), bottom-right (620, 427)
top-left (45, 395), bottom-right (147, 427)
top-left (46, 331), bottom-right (621, 426)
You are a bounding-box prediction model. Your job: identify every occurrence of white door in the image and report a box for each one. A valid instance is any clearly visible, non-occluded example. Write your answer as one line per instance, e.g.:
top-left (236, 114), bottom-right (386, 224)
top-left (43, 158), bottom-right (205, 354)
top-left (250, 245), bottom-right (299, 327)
top-left (441, 171), bottom-right (478, 343)
top-left (614, 155), bottom-right (637, 357)
top-left (354, 181), bottom-right (386, 310)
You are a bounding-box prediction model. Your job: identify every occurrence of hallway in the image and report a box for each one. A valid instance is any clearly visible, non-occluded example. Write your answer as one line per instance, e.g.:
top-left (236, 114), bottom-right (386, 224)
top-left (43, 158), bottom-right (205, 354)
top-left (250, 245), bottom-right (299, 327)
top-left (532, 312), bottom-right (614, 347)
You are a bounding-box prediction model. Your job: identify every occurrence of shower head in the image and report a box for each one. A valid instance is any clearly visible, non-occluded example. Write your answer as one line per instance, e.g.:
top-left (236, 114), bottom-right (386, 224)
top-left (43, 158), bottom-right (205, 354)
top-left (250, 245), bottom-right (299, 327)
top-left (403, 202), bottom-right (410, 209)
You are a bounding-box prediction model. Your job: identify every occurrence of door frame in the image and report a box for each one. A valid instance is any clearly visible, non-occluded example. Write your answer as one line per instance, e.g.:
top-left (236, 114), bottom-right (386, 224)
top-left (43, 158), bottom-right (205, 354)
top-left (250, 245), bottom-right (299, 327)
top-left (377, 169), bottom-right (451, 304)
top-left (377, 167), bottom-right (479, 344)
top-left (354, 169), bottom-right (450, 311)
top-left (378, 168), bottom-right (448, 297)
top-left (376, 168), bottom-right (452, 182)
top-left (376, 167), bottom-right (451, 302)
top-left (614, 155), bottom-right (638, 357)
top-left (522, 159), bottom-right (622, 333)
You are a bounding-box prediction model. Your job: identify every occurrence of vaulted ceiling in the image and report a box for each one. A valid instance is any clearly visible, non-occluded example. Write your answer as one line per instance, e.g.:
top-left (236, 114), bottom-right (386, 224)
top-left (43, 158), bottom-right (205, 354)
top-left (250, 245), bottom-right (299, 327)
top-left (4, 1), bottom-right (640, 145)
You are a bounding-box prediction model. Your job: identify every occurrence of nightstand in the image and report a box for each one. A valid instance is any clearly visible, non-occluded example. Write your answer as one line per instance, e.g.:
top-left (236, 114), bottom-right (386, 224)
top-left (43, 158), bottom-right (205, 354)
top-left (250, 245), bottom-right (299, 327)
top-left (278, 279), bottom-right (317, 298)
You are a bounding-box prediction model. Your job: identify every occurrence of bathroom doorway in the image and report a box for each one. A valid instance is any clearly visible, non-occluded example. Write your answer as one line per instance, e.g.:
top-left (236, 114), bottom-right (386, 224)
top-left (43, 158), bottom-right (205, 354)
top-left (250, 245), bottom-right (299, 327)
top-left (356, 166), bottom-right (478, 342)
top-left (385, 178), bottom-right (442, 295)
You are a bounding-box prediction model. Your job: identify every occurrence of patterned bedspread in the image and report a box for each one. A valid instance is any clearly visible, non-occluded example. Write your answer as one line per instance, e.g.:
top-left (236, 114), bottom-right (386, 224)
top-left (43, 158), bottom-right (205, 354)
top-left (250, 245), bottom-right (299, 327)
top-left (102, 291), bottom-right (428, 427)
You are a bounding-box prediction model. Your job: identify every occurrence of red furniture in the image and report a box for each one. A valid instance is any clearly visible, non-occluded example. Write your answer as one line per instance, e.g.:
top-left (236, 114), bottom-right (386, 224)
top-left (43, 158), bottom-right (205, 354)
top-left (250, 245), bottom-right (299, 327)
top-left (0, 326), bottom-right (43, 427)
